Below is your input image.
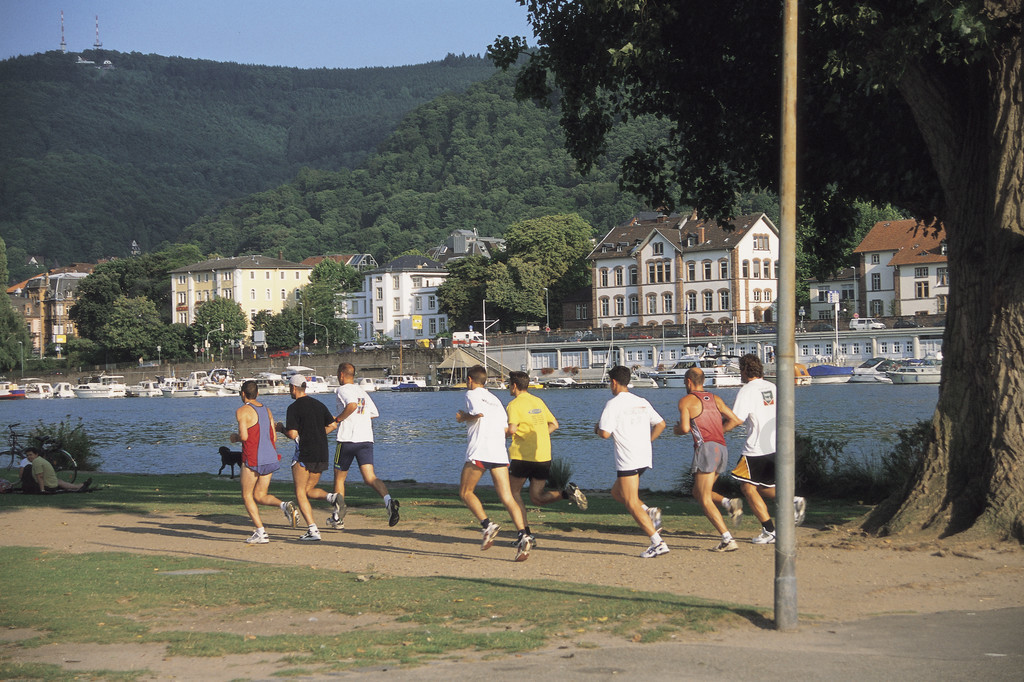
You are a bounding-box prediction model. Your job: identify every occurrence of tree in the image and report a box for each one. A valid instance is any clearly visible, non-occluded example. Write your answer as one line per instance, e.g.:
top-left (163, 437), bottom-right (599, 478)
top-left (192, 298), bottom-right (248, 355)
top-left (492, 2), bottom-right (1023, 540)
top-left (97, 296), bottom-right (163, 363)
top-left (436, 256), bottom-right (491, 331)
top-left (68, 270), bottom-right (122, 341)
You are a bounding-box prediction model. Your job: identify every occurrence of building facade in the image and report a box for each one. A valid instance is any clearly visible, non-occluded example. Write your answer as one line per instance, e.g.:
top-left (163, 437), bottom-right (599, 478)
top-left (588, 213), bottom-right (780, 329)
top-left (6, 267), bottom-right (91, 356)
top-left (168, 255), bottom-right (312, 333)
top-left (807, 267), bottom-right (859, 324)
top-left (853, 219), bottom-right (948, 318)
top-left (342, 256), bottom-right (449, 342)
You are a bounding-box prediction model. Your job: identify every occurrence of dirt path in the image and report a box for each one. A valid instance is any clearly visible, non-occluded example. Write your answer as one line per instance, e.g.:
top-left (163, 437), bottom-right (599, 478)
top-left (4, 505), bottom-right (1023, 679)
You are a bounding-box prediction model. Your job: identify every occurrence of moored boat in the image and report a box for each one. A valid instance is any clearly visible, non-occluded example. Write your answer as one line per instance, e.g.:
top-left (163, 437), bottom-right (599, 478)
top-left (73, 374), bottom-right (128, 398)
top-left (22, 379), bottom-right (54, 399)
top-left (807, 365), bottom-right (853, 385)
top-left (128, 380), bottom-right (164, 397)
top-left (0, 380), bottom-right (27, 400)
top-left (849, 357), bottom-right (896, 384)
top-left (52, 382), bottom-right (77, 398)
top-left (887, 358), bottom-right (941, 384)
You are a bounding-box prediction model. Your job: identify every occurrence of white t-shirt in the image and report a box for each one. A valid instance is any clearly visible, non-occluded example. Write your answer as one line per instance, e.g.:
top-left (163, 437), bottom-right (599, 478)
top-left (598, 391), bottom-right (664, 472)
top-left (731, 377), bottom-right (777, 457)
top-left (335, 383), bottom-right (378, 443)
top-left (464, 387), bottom-right (509, 464)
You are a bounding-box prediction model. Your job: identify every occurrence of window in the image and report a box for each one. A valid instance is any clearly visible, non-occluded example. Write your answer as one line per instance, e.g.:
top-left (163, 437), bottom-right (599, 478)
top-left (392, 276), bottom-right (399, 288)
top-left (629, 295), bottom-right (639, 315)
top-left (376, 287), bottom-right (383, 299)
top-left (753, 260), bottom-right (761, 278)
top-left (800, 344), bottom-right (809, 356)
top-left (753, 234), bottom-right (769, 250)
top-left (687, 292), bottom-right (697, 312)
top-left (177, 292), bottom-right (186, 304)
top-left (663, 293), bottom-right (673, 313)
top-left (719, 260), bottom-right (729, 279)
top-left (742, 260), bottom-right (749, 278)
top-left (376, 307), bottom-right (384, 323)
top-left (871, 254), bottom-right (880, 264)
top-left (615, 268), bottom-right (624, 286)
top-left (648, 263), bottom-right (656, 283)
top-left (763, 259), bottom-right (772, 279)
top-left (223, 271), bottom-right (231, 280)
top-left (281, 289), bottom-right (286, 300)
top-left (415, 297), bottom-right (422, 311)
top-left (429, 318), bottom-right (437, 335)
top-left (265, 272), bottom-right (270, 280)
top-left (614, 297), bottom-right (625, 316)
top-left (719, 290), bottom-right (730, 310)
top-left (250, 289), bottom-right (256, 300)
top-left (178, 275), bottom-right (185, 284)
top-left (178, 312), bottom-right (187, 324)
top-left (852, 343), bottom-right (860, 354)
top-left (600, 298), bottom-right (610, 316)
top-left (280, 271), bottom-right (286, 279)
top-left (915, 267), bottom-right (929, 278)
top-left (629, 265), bottom-right (638, 284)
top-left (764, 290), bottom-right (772, 302)
top-left (224, 289), bottom-right (232, 299)
top-left (880, 342), bottom-right (888, 353)
top-left (428, 295), bottom-right (436, 310)
top-left (653, 242), bottom-right (664, 255)
top-left (646, 294), bottom-right (657, 314)
top-left (937, 268), bottom-right (948, 285)
top-left (600, 269), bottom-right (609, 287)
top-left (265, 289), bottom-right (271, 300)
top-left (703, 261), bottom-right (712, 280)
top-left (869, 299), bottom-right (884, 316)
top-left (893, 342), bottom-right (902, 353)
top-left (703, 291), bottom-right (714, 311)
top-left (296, 272), bottom-right (300, 280)
top-left (753, 289), bottom-right (762, 302)
top-left (937, 294), bottom-right (948, 313)
top-left (687, 261), bottom-right (696, 281)
top-left (250, 272), bottom-right (256, 279)
top-left (575, 303), bottom-right (589, 319)
top-left (393, 297), bottom-right (400, 311)
top-left (412, 276), bottom-right (422, 287)
top-left (295, 290), bottom-right (300, 300)
top-left (871, 273), bottom-right (882, 291)
top-left (915, 280), bottom-right (929, 298)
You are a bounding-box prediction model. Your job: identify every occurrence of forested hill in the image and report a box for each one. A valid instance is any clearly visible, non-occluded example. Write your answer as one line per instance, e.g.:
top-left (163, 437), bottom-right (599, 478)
top-left (0, 50), bottom-right (498, 273)
top-left (182, 68), bottom-right (668, 262)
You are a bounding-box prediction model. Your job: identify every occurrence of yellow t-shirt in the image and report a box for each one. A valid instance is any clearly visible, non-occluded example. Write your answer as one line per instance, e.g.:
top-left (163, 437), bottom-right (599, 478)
top-left (507, 392), bottom-right (555, 463)
top-left (31, 456), bottom-right (59, 489)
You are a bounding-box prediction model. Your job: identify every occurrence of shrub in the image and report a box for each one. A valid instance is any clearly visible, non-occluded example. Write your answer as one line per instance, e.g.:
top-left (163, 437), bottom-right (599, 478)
top-left (881, 420), bottom-right (930, 490)
top-left (30, 417), bottom-right (99, 472)
top-left (547, 457), bottom-right (573, 491)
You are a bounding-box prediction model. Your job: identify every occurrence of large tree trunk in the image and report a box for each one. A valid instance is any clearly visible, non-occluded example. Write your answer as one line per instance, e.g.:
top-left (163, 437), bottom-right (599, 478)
top-left (865, 28), bottom-right (1024, 540)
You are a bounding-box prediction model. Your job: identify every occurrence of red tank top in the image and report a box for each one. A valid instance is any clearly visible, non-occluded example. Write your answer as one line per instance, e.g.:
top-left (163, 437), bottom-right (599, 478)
top-left (690, 391), bottom-right (726, 447)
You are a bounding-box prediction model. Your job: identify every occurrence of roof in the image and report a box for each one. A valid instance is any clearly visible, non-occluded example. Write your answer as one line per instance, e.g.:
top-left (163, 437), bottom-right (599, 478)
top-left (854, 219), bottom-right (945, 253)
top-left (807, 267), bottom-right (856, 284)
top-left (372, 255), bottom-right (446, 273)
top-left (168, 255), bottom-right (311, 273)
top-left (301, 254), bottom-right (378, 269)
top-left (588, 212), bottom-right (774, 261)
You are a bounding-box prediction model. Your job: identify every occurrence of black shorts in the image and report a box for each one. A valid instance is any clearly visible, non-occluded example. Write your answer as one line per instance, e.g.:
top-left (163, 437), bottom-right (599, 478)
top-left (293, 459), bottom-right (330, 475)
top-left (731, 453), bottom-right (776, 487)
top-left (508, 459), bottom-right (551, 481)
top-left (334, 442), bottom-right (374, 471)
top-left (616, 467), bottom-right (649, 478)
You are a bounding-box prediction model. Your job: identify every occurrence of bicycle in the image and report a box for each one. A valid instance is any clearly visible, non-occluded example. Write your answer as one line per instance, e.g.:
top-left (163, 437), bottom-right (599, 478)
top-left (2, 422), bottom-right (79, 485)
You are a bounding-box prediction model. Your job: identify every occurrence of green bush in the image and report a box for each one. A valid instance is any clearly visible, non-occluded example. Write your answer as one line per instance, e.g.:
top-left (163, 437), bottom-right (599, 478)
top-left (547, 457), bottom-right (573, 491)
top-left (29, 418), bottom-right (99, 472)
top-left (882, 419), bottom-right (930, 490)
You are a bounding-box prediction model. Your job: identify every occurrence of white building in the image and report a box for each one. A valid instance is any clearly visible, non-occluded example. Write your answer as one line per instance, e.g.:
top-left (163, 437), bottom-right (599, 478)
top-left (807, 267), bottom-right (858, 323)
top-left (343, 256), bottom-right (449, 342)
top-left (853, 219), bottom-right (948, 318)
top-left (588, 212), bottom-right (780, 328)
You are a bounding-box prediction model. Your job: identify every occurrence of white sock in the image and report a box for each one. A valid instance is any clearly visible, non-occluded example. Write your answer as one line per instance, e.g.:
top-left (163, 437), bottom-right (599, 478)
top-left (308, 524), bottom-right (319, 533)
top-left (383, 494), bottom-right (392, 507)
top-left (327, 492), bottom-right (336, 504)
top-left (650, 532), bottom-right (663, 545)
top-left (722, 532), bottom-right (733, 542)
top-left (256, 526), bottom-right (266, 535)
top-left (280, 502), bottom-right (287, 511)
top-left (720, 497), bottom-right (731, 509)
top-left (641, 504), bottom-right (650, 512)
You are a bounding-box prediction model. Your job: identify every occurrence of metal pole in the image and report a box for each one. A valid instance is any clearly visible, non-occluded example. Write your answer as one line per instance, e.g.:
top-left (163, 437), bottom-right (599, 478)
top-left (544, 287), bottom-right (550, 330)
top-left (775, 0), bottom-right (799, 631)
top-left (482, 300), bottom-right (488, 377)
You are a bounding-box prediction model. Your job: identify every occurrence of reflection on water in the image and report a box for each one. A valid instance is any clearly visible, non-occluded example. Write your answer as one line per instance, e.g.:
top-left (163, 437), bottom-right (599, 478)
top-left (1, 383), bottom-right (937, 492)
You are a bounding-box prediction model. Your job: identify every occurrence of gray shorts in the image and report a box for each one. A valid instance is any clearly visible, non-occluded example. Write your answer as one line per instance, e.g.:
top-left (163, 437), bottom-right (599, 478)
top-left (691, 441), bottom-right (729, 475)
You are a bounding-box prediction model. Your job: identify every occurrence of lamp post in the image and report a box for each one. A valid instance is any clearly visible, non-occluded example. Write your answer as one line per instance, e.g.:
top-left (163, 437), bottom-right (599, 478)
top-left (543, 287), bottom-right (550, 332)
top-left (157, 345), bottom-right (161, 366)
top-left (799, 306), bottom-right (805, 332)
top-left (309, 320), bottom-right (329, 353)
top-left (18, 340), bottom-right (24, 377)
top-left (299, 300), bottom-right (305, 355)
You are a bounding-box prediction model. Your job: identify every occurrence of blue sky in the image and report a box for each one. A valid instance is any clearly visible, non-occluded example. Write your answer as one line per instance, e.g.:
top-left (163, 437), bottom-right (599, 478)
top-left (0, 0), bottom-right (533, 68)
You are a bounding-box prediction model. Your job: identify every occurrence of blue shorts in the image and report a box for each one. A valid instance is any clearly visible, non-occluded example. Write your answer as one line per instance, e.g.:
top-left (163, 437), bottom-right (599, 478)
top-left (334, 441), bottom-right (374, 471)
top-left (246, 461), bottom-right (280, 477)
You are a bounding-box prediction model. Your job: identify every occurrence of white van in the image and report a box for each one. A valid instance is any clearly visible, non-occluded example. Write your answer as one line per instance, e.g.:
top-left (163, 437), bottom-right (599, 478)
top-left (451, 331), bottom-right (487, 347)
top-left (849, 317), bottom-right (886, 330)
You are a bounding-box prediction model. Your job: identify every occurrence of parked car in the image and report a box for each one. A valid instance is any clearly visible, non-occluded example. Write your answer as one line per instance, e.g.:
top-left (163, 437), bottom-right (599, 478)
top-left (894, 318), bottom-right (919, 328)
top-left (627, 332), bottom-right (654, 339)
top-left (291, 348), bottom-right (313, 357)
top-left (358, 341), bottom-right (383, 351)
top-left (809, 323), bottom-right (834, 332)
top-left (269, 350), bottom-right (290, 358)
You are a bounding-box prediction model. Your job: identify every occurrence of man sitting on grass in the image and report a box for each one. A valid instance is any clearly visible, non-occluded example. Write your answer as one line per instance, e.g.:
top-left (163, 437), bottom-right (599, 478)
top-left (23, 447), bottom-right (91, 494)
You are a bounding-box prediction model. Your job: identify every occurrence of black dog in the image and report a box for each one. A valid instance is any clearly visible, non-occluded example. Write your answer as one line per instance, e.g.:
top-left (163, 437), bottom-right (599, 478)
top-left (218, 446), bottom-right (243, 478)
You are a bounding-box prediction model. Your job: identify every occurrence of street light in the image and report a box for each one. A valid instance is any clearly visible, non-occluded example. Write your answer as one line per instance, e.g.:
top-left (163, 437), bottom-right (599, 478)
top-left (543, 287), bottom-right (550, 332)
top-left (18, 340), bottom-right (23, 377)
top-left (799, 306), bottom-right (805, 332)
top-left (309, 319), bottom-right (329, 353)
top-left (298, 300), bottom-right (305, 355)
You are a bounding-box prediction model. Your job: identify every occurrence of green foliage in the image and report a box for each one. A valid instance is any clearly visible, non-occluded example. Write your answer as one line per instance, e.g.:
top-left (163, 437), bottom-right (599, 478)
top-left (191, 297), bottom-right (248, 352)
top-left (97, 296), bottom-right (164, 363)
top-left (0, 51), bottom-right (500, 267)
top-left (29, 417), bottom-right (99, 472)
top-left (547, 457), bottom-right (573, 492)
top-left (882, 420), bottom-right (931, 492)
top-left (436, 256), bottom-right (491, 331)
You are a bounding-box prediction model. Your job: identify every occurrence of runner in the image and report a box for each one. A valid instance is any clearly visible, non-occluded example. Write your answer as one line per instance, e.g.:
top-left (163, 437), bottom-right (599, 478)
top-left (455, 365), bottom-right (532, 561)
top-left (229, 379), bottom-right (294, 544)
top-left (328, 362), bottom-right (400, 530)
top-left (729, 354), bottom-right (807, 544)
top-left (505, 370), bottom-right (587, 548)
top-left (594, 365), bottom-right (668, 558)
top-left (673, 367), bottom-right (744, 552)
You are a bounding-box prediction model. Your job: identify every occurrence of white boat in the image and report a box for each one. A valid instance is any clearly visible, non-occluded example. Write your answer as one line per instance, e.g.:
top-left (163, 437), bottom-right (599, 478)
top-left (0, 380), bottom-right (27, 400)
top-left (887, 358), bottom-right (942, 385)
top-left (73, 374), bottom-right (128, 398)
top-left (807, 365), bottom-right (853, 385)
top-left (304, 375), bottom-right (333, 394)
top-left (52, 382), bottom-right (77, 398)
top-left (250, 372), bottom-right (289, 395)
top-left (544, 377), bottom-right (577, 387)
top-left (356, 377), bottom-right (379, 392)
top-left (161, 371), bottom-right (216, 398)
top-left (849, 357), bottom-right (896, 384)
top-left (628, 371), bottom-right (659, 389)
top-left (205, 368), bottom-right (241, 394)
top-left (22, 379), bottom-right (54, 399)
top-left (653, 352), bottom-right (742, 389)
top-left (374, 374), bottom-right (427, 391)
top-left (128, 380), bottom-right (164, 397)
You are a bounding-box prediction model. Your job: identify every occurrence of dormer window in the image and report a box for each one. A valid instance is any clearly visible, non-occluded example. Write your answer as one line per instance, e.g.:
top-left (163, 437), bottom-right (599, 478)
top-left (653, 242), bottom-right (664, 255)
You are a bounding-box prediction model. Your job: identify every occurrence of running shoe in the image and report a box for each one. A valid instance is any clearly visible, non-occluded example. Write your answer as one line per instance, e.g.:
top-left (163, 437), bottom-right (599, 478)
top-left (509, 536), bottom-right (539, 548)
top-left (298, 529), bottom-right (322, 542)
top-left (794, 497), bottom-right (807, 526)
top-left (752, 529), bottom-right (776, 544)
top-left (79, 477), bottom-right (93, 493)
top-left (326, 513), bottom-right (345, 530)
top-left (726, 498), bottom-right (744, 526)
top-left (284, 501), bottom-right (298, 528)
top-left (647, 506), bottom-right (663, 531)
top-left (387, 498), bottom-right (401, 527)
top-left (640, 541), bottom-right (670, 558)
top-left (565, 482), bottom-right (588, 511)
top-left (712, 538), bottom-right (739, 552)
top-left (245, 530), bottom-right (270, 544)
top-left (481, 522), bottom-right (500, 550)
top-left (514, 534), bottom-right (534, 562)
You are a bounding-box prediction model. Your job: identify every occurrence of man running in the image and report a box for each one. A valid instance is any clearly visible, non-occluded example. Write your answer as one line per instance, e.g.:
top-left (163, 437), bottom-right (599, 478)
top-left (455, 364), bottom-right (532, 561)
top-left (505, 370), bottom-right (587, 547)
top-left (730, 354), bottom-right (807, 545)
top-left (230, 379), bottom-right (293, 544)
top-left (328, 362), bottom-right (400, 530)
top-left (595, 365), bottom-right (668, 558)
top-left (673, 367), bottom-right (744, 552)
top-left (280, 374), bottom-right (338, 542)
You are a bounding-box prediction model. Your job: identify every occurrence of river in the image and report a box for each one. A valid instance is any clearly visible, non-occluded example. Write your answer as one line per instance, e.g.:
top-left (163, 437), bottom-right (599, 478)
top-left (1, 383), bottom-right (938, 492)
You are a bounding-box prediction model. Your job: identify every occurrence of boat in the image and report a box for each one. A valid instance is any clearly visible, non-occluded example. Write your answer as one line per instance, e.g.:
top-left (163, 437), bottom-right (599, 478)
top-left (0, 380), bottom-right (26, 400)
top-left (22, 379), bottom-right (54, 399)
top-left (206, 368), bottom-right (242, 393)
top-left (304, 375), bottom-right (333, 394)
top-left (52, 382), bottom-right (77, 398)
top-left (849, 357), bottom-right (897, 384)
top-left (887, 358), bottom-right (942, 385)
top-left (807, 365), bottom-right (853, 385)
top-left (376, 375), bottom-right (428, 391)
top-left (356, 377), bottom-right (379, 392)
top-left (628, 371), bottom-right (660, 389)
top-left (161, 371), bottom-right (216, 398)
top-left (128, 380), bottom-right (163, 397)
top-left (652, 351), bottom-right (742, 389)
top-left (73, 374), bottom-right (128, 398)
top-left (545, 377), bottom-right (577, 387)
top-left (251, 372), bottom-right (289, 395)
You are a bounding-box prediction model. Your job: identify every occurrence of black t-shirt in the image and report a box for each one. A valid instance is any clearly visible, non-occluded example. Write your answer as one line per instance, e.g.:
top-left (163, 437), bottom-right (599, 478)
top-left (285, 395), bottom-right (334, 464)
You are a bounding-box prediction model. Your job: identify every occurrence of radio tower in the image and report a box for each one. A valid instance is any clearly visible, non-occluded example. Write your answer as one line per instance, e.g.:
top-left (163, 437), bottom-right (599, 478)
top-left (93, 15), bottom-right (103, 49)
top-left (60, 10), bottom-right (67, 53)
